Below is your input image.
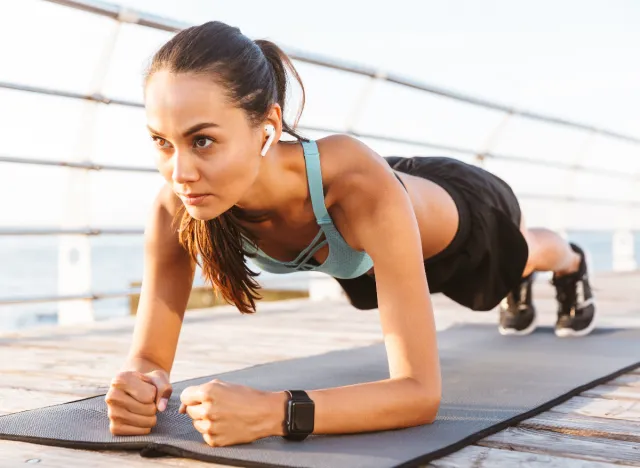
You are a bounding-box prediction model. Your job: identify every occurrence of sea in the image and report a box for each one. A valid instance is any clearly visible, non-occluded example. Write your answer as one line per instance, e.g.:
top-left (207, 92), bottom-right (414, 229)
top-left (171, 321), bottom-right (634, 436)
top-left (0, 230), bottom-right (637, 332)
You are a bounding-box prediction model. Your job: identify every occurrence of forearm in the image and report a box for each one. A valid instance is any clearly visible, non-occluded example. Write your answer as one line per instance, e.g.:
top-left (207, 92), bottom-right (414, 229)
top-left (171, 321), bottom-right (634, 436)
top-left (267, 377), bottom-right (440, 436)
top-left (120, 355), bottom-right (169, 375)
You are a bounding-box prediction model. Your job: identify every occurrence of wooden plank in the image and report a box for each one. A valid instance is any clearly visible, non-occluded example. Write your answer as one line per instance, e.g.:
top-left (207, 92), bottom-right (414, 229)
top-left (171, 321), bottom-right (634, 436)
top-left (0, 363), bottom-right (266, 399)
top-left (0, 298), bottom-right (373, 344)
top-left (0, 329), bottom-right (374, 357)
top-left (0, 439), bottom-right (223, 467)
top-left (0, 347), bottom-right (267, 383)
top-left (521, 411), bottom-right (640, 443)
top-left (430, 444), bottom-right (622, 468)
top-left (0, 372), bottom-right (109, 396)
top-left (0, 304), bottom-right (384, 400)
top-left (582, 385), bottom-right (640, 401)
top-left (178, 320), bottom-right (381, 342)
top-left (0, 388), bottom-right (84, 414)
top-left (2, 293), bottom-right (640, 467)
top-left (0, 347), bottom-right (127, 380)
top-left (0, 299), bottom-right (384, 466)
top-left (2, 340), bottom-right (134, 355)
top-left (478, 427), bottom-right (640, 466)
top-left (607, 374), bottom-right (640, 387)
top-left (552, 395), bottom-right (640, 421)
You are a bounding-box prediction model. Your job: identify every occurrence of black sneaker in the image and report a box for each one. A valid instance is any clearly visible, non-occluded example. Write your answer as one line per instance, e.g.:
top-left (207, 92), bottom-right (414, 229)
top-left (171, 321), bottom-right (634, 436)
top-left (498, 273), bottom-right (537, 336)
top-left (551, 243), bottom-right (596, 338)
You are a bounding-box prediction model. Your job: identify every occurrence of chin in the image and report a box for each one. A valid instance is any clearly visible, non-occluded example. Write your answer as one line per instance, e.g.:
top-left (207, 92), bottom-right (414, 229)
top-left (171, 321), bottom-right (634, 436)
top-left (186, 208), bottom-right (218, 221)
top-left (183, 204), bottom-right (223, 222)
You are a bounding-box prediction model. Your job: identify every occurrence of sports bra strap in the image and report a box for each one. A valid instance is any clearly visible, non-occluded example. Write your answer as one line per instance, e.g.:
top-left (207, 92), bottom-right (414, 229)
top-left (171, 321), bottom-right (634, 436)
top-left (301, 140), bottom-right (332, 225)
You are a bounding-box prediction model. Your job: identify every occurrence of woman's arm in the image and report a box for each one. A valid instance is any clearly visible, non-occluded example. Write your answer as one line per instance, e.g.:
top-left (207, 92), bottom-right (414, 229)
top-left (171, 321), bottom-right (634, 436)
top-left (121, 183), bottom-right (196, 376)
top-left (268, 136), bottom-right (442, 435)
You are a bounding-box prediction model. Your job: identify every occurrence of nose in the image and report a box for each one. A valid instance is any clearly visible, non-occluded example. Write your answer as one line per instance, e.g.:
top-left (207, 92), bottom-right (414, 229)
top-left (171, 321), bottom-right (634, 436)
top-left (171, 151), bottom-right (199, 185)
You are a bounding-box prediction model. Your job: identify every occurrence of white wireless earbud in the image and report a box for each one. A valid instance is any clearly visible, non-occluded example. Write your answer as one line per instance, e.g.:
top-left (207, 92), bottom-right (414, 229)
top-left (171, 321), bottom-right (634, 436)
top-left (261, 124), bottom-right (276, 157)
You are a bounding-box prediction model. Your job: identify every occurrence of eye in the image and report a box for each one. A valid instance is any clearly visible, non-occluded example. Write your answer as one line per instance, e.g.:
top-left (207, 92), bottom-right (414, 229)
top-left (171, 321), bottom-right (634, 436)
top-left (151, 136), bottom-right (171, 149)
top-left (194, 136), bottom-right (214, 149)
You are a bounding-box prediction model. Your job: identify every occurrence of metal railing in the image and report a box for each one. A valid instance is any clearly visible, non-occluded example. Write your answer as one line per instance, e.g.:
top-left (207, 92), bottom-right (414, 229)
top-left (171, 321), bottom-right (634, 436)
top-left (3, 79), bottom-right (638, 184)
top-left (40, 0), bottom-right (640, 146)
top-left (0, 227), bottom-right (144, 236)
top-left (1, 0), bottom-right (639, 315)
top-left (0, 289), bottom-right (141, 306)
top-left (2, 75), bottom-right (639, 209)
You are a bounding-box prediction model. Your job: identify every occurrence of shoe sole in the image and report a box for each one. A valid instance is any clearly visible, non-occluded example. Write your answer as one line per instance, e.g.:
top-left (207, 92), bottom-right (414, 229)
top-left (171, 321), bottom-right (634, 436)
top-left (498, 314), bottom-right (538, 336)
top-left (555, 312), bottom-right (596, 338)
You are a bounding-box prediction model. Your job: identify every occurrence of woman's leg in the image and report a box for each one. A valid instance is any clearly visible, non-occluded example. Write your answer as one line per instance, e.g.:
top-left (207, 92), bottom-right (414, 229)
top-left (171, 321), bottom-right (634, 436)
top-left (519, 217), bottom-right (581, 278)
top-left (500, 214), bottom-right (596, 337)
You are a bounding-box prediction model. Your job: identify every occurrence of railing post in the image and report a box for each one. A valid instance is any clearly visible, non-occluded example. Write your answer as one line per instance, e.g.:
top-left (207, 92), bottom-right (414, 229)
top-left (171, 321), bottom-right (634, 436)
top-left (57, 18), bottom-right (122, 325)
top-left (474, 111), bottom-right (513, 168)
top-left (343, 70), bottom-right (386, 133)
top-left (609, 169), bottom-right (639, 273)
top-left (612, 230), bottom-right (637, 272)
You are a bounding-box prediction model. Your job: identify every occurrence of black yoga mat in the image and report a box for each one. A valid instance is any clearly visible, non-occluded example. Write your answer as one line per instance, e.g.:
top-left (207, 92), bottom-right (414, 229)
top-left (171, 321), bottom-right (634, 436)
top-left (1, 324), bottom-right (639, 468)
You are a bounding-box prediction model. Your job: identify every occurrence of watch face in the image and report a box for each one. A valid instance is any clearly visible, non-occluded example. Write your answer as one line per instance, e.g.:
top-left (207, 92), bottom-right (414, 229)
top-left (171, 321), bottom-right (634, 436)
top-left (289, 401), bottom-right (315, 433)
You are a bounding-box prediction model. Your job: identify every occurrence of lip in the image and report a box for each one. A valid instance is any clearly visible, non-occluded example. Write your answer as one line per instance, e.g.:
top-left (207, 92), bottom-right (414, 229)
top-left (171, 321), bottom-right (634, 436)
top-left (178, 193), bottom-right (211, 206)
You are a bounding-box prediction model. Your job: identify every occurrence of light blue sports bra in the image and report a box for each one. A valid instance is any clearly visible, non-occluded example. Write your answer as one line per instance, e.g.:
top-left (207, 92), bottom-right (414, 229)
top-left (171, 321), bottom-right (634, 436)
top-left (241, 140), bottom-right (374, 279)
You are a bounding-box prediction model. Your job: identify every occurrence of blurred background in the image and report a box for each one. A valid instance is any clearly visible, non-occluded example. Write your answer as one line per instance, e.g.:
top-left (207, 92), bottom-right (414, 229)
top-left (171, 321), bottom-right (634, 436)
top-left (1, 0), bottom-right (639, 331)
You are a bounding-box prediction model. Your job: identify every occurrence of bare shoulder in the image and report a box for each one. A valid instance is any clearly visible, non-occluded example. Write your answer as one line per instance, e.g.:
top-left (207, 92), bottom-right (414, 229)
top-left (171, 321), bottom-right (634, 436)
top-left (145, 183), bottom-right (186, 256)
top-left (316, 134), bottom-right (386, 172)
top-left (314, 135), bottom-right (410, 253)
top-left (316, 134), bottom-right (397, 207)
top-left (155, 182), bottom-right (183, 217)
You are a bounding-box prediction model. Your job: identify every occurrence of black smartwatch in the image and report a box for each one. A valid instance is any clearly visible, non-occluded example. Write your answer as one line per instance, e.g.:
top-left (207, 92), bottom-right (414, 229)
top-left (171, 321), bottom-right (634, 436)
top-left (283, 390), bottom-right (315, 441)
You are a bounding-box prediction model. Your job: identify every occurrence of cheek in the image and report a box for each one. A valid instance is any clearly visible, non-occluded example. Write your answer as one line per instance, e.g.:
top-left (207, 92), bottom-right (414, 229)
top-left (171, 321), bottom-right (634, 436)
top-left (209, 145), bottom-right (259, 188)
top-left (154, 155), bottom-right (173, 181)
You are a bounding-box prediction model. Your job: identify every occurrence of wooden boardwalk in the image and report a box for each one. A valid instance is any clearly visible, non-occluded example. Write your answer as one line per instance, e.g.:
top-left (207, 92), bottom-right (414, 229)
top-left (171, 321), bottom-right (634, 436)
top-left (1, 271), bottom-right (639, 467)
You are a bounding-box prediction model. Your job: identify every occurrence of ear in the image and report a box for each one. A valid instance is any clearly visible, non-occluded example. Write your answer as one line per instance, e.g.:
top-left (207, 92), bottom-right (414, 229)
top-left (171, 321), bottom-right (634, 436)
top-left (264, 103), bottom-right (283, 141)
top-left (261, 124), bottom-right (277, 156)
top-left (260, 104), bottom-right (283, 157)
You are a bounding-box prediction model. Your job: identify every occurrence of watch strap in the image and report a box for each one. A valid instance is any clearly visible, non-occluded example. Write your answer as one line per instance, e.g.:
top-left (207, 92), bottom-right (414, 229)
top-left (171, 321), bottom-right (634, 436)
top-left (286, 390), bottom-right (312, 402)
top-left (283, 389), bottom-right (314, 441)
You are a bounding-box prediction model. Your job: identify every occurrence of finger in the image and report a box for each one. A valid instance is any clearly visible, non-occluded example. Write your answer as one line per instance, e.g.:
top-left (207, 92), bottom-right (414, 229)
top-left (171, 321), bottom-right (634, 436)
top-left (203, 433), bottom-right (220, 447)
top-left (185, 402), bottom-right (210, 421)
top-left (179, 403), bottom-right (186, 414)
top-left (105, 388), bottom-right (156, 416)
top-left (180, 385), bottom-right (209, 406)
top-left (193, 418), bottom-right (215, 435)
top-left (111, 372), bottom-right (156, 404)
top-left (108, 404), bottom-right (157, 429)
top-left (109, 422), bottom-right (152, 436)
top-left (145, 370), bottom-right (173, 412)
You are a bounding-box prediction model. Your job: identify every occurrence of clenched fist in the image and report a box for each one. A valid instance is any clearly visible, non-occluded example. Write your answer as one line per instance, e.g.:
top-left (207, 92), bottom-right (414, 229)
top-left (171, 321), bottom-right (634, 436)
top-left (178, 379), bottom-right (286, 447)
top-left (105, 369), bottom-right (172, 435)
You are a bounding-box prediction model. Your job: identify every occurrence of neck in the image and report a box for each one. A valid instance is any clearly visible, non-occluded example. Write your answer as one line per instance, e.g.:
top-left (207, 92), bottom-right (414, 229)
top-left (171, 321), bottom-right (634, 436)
top-left (233, 141), bottom-right (300, 224)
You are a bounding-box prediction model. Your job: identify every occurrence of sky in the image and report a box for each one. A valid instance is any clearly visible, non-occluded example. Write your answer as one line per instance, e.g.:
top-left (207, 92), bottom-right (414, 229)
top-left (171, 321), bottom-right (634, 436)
top-left (0, 0), bottom-right (639, 231)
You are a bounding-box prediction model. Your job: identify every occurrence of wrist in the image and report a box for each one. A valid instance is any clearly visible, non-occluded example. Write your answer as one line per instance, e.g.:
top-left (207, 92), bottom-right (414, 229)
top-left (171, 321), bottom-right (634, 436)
top-left (121, 356), bottom-right (169, 376)
top-left (264, 391), bottom-right (288, 437)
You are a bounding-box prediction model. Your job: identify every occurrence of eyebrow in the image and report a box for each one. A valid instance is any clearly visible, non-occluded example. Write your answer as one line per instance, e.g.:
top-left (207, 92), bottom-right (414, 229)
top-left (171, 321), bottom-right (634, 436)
top-left (147, 122), bottom-right (220, 138)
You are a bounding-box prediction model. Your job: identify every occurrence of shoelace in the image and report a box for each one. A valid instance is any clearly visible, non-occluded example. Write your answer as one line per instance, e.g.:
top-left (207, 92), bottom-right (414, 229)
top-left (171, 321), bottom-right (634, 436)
top-left (552, 274), bottom-right (580, 317)
top-left (502, 280), bottom-right (530, 313)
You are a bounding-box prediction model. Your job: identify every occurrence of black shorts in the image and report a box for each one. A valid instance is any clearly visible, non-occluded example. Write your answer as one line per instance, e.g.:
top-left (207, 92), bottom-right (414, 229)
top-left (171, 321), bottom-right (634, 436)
top-left (333, 156), bottom-right (529, 312)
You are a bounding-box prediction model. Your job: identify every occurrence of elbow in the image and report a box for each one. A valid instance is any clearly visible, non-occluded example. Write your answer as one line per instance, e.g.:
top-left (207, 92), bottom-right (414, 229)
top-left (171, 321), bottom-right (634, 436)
top-left (418, 393), bottom-right (441, 425)
top-left (409, 379), bottom-right (441, 425)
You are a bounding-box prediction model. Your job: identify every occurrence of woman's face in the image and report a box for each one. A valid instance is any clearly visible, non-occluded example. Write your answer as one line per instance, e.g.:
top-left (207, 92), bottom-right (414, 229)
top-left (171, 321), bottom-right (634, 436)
top-left (144, 71), bottom-right (264, 221)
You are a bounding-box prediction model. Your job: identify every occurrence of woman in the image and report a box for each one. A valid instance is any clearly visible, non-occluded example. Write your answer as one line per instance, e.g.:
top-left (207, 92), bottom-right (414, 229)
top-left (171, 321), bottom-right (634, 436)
top-left (105, 21), bottom-right (596, 446)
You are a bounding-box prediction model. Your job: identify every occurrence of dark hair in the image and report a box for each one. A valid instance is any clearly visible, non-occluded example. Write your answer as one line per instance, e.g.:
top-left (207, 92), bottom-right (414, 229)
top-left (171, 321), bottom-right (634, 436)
top-left (145, 21), bottom-right (306, 314)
